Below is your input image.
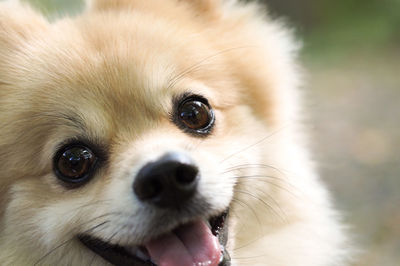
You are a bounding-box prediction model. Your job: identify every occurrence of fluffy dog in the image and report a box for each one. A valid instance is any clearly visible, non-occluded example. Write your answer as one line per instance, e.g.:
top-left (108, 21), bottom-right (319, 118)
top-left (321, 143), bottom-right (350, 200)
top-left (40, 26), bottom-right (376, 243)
top-left (0, 0), bottom-right (348, 265)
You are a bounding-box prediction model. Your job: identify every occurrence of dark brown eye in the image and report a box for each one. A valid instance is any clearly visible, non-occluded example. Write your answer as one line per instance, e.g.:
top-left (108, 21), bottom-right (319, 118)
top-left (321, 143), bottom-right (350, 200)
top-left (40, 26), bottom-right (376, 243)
top-left (178, 97), bottom-right (214, 133)
top-left (54, 145), bottom-right (97, 184)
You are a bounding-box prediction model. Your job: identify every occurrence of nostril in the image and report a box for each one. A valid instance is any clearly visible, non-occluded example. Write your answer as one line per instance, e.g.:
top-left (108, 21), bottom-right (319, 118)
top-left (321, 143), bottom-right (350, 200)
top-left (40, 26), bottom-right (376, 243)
top-left (133, 152), bottom-right (199, 208)
top-left (134, 175), bottom-right (163, 200)
top-left (175, 164), bottom-right (198, 185)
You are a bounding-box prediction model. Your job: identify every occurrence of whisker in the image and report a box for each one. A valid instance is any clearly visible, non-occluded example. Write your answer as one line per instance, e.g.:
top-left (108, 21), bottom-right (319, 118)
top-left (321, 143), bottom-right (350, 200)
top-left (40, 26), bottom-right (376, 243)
top-left (166, 45), bottom-right (257, 90)
top-left (232, 253), bottom-right (269, 260)
top-left (233, 235), bottom-right (263, 252)
top-left (34, 220), bottom-right (110, 266)
top-left (219, 125), bottom-right (290, 163)
top-left (227, 174), bottom-right (300, 198)
top-left (247, 186), bottom-right (287, 222)
top-left (229, 197), bottom-right (273, 251)
top-left (221, 163), bottom-right (292, 176)
top-left (234, 189), bottom-right (286, 223)
top-left (33, 210), bottom-right (122, 265)
top-left (231, 196), bottom-right (262, 230)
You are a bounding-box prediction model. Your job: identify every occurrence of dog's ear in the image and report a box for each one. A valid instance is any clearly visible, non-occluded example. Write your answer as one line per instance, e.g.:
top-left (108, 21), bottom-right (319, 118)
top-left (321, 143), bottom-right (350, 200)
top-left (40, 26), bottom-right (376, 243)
top-left (89, 0), bottom-right (222, 18)
top-left (0, 1), bottom-right (47, 52)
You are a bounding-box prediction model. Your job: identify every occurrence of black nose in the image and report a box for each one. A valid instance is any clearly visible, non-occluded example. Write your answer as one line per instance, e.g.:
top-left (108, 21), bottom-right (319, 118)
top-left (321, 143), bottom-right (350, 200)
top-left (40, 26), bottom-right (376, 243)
top-left (133, 152), bottom-right (199, 208)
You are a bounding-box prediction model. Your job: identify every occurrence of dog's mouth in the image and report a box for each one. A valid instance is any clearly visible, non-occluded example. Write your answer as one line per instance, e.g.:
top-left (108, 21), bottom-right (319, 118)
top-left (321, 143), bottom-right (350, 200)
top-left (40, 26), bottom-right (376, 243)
top-left (78, 211), bottom-right (230, 266)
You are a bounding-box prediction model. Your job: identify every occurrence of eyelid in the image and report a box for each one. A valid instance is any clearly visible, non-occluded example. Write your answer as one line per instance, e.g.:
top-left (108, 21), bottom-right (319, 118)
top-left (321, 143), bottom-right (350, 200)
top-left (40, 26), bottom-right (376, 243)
top-left (54, 137), bottom-right (108, 163)
top-left (52, 138), bottom-right (108, 188)
top-left (171, 93), bottom-right (215, 137)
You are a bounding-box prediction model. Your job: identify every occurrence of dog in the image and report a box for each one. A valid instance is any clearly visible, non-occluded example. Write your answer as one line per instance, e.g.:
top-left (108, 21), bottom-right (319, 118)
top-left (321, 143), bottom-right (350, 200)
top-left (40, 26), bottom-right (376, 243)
top-left (0, 0), bottom-right (349, 265)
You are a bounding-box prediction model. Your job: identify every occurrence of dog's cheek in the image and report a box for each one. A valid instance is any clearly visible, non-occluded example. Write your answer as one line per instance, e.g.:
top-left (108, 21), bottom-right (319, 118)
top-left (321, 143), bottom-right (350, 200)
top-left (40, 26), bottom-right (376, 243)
top-left (2, 182), bottom-right (74, 251)
top-left (190, 138), bottom-right (258, 212)
top-left (2, 175), bottom-right (108, 251)
top-left (195, 154), bottom-right (235, 212)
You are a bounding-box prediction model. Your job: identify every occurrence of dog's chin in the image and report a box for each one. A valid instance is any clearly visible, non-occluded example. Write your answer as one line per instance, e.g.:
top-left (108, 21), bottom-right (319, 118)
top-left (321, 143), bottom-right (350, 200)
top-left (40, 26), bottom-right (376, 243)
top-left (78, 211), bottom-right (230, 266)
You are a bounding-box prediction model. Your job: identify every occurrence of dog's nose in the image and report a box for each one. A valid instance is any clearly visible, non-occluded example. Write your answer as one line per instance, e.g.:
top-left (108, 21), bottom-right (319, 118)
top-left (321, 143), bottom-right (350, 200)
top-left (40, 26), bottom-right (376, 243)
top-left (133, 152), bottom-right (199, 208)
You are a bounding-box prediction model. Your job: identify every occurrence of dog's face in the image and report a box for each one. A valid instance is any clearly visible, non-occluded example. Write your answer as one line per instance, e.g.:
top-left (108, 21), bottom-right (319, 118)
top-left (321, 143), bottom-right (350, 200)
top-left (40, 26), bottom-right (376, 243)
top-left (0, 0), bottom-right (301, 265)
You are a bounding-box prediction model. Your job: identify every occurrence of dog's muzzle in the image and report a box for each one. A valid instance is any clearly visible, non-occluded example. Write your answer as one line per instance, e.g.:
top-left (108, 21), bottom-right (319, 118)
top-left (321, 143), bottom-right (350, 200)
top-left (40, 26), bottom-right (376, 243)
top-left (79, 152), bottom-right (231, 266)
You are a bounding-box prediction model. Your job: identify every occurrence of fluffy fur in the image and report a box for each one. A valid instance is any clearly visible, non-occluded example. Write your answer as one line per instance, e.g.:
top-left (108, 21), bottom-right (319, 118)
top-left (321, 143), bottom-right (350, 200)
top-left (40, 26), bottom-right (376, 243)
top-left (0, 0), bottom-right (348, 265)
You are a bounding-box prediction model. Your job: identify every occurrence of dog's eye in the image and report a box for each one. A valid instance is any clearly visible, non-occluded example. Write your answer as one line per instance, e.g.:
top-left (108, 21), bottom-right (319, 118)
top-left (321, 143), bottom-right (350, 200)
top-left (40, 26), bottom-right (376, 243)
top-left (54, 145), bottom-right (97, 184)
top-left (177, 96), bottom-right (214, 133)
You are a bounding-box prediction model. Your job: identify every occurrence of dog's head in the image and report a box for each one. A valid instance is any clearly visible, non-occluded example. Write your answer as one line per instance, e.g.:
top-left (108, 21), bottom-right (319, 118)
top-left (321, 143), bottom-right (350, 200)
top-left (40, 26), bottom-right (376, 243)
top-left (0, 0), bottom-right (300, 265)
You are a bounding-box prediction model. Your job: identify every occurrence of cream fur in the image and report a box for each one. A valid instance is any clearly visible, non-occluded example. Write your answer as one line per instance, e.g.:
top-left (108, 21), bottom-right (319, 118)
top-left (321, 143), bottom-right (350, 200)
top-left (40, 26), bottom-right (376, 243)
top-left (0, 0), bottom-right (349, 265)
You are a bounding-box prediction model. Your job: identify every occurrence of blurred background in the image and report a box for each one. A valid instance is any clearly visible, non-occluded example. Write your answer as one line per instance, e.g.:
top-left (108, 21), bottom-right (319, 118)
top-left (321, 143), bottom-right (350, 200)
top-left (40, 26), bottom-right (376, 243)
top-left (264, 1), bottom-right (400, 266)
top-left (18, 0), bottom-right (400, 265)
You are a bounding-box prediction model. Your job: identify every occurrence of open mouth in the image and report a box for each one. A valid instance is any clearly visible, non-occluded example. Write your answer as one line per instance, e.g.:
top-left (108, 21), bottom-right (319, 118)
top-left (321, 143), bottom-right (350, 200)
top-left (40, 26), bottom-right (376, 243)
top-left (78, 211), bottom-right (230, 266)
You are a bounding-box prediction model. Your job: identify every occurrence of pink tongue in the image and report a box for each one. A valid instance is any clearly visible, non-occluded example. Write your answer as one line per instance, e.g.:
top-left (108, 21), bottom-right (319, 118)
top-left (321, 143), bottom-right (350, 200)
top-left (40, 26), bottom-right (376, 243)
top-left (145, 220), bottom-right (221, 266)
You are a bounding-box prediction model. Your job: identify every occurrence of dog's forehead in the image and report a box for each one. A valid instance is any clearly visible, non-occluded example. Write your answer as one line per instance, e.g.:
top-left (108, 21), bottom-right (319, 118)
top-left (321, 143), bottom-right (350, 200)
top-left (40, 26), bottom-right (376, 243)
top-left (44, 15), bottom-right (227, 108)
top-left (6, 14), bottom-right (233, 144)
top-left (2, 9), bottom-right (245, 152)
